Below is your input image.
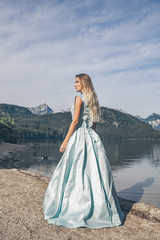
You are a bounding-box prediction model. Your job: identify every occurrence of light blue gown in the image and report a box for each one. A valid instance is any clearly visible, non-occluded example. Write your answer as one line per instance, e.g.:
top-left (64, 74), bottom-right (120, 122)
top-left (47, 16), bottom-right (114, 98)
top-left (43, 93), bottom-right (124, 228)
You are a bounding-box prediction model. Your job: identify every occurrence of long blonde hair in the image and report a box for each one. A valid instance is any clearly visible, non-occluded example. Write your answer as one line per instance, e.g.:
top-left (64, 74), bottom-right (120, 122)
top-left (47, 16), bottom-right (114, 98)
top-left (76, 73), bottom-right (100, 122)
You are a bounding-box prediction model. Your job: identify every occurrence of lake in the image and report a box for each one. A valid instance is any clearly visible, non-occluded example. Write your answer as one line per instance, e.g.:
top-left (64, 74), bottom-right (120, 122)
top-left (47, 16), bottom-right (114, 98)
top-left (17, 139), bottom-right (160, 208)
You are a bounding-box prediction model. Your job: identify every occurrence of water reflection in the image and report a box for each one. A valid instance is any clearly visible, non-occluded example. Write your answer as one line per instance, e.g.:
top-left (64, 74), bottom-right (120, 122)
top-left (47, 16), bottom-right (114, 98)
top-left (103, 140), bottom-right (160, 169)
top-left (18, 140), bottom-right (62, 170)
top-left (18, 140), bottom-right (160, 170)
top-left (118, 178), bottom-right (154, 202)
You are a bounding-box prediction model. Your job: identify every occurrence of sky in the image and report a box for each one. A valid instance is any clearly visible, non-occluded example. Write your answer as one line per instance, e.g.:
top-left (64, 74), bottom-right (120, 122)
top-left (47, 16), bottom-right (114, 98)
top-left (0, 0), bottom-right (160, 118)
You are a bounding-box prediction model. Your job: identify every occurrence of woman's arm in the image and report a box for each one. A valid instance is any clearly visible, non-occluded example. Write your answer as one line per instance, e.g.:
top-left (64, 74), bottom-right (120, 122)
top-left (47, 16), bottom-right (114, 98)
top-left (59, 96), bottom-right (82, 152)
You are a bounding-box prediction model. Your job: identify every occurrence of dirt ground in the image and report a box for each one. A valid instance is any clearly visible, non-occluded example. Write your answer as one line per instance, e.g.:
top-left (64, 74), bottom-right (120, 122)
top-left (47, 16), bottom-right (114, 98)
top-left (0, 168), bottom-right (160, 240)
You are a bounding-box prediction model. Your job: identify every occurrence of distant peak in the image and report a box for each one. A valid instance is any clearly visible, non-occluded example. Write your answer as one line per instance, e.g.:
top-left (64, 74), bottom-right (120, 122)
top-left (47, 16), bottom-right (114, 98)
top-left (150, 112), bottom-right (160, 117)
top-left (27, 103), bottom-right (54, 115)
top-left (135, 115), bottom-right (144, 120)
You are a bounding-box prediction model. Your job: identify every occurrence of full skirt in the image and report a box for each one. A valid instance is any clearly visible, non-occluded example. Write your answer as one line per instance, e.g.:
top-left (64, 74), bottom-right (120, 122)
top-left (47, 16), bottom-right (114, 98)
top-left (43, 127), bottom-right (124, 228)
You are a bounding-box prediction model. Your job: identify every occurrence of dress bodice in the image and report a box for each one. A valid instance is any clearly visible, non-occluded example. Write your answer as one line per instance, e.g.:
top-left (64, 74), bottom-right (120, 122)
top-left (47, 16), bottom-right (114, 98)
top-left (71, 93), bottom-right (93, 129)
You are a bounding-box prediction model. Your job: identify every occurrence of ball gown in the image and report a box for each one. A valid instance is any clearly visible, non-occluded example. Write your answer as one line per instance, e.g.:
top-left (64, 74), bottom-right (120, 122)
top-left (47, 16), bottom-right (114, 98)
top-left (43, 93), bottom-right (124, 228)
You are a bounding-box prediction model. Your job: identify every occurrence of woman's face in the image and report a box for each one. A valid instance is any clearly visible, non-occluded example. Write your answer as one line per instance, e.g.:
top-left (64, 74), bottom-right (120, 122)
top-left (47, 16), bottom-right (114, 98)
top-left (74, 77), bottom-right (83, 92)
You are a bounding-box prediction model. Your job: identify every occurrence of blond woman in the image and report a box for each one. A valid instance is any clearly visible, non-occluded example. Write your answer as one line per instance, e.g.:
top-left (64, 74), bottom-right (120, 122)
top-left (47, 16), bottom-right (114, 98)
top-left (43, 73), bottom-right (124, 228)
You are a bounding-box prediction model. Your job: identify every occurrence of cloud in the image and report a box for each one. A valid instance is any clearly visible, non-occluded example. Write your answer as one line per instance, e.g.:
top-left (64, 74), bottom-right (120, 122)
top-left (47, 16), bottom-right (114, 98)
top-left (0, 0), bottom-right (160, 117)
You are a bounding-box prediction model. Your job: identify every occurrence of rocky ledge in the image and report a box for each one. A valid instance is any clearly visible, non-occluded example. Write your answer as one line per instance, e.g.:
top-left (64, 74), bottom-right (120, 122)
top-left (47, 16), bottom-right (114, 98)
top-left (0, 168), bottom-right (160, 240)
top-left (0, 141), bottom-right (29, 168)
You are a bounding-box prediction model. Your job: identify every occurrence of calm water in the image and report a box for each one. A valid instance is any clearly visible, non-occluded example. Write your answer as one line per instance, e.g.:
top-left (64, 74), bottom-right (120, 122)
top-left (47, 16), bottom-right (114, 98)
top-left (17, 139), bottom-right (160, 208)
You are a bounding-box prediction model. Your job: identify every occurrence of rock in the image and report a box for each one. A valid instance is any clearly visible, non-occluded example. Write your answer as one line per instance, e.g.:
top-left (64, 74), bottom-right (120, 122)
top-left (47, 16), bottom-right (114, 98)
top-left (0, 142), bottom-right (28, 168)
top-left (2, 150), bottom-right (13, 160)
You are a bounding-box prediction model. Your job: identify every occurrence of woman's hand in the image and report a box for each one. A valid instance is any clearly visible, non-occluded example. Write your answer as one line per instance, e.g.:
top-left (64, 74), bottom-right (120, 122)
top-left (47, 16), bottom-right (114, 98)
top-left (59, 142), bottom-right (67, 153)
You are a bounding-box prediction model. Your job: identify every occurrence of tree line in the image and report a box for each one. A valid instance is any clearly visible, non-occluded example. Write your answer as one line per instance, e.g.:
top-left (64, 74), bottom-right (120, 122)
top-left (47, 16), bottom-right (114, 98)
top-left (0, 103), bottom-right (160, 144)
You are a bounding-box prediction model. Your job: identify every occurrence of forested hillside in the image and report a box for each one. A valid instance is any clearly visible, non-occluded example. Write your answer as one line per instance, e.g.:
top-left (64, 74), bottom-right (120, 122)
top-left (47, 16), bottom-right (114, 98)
top-left (0, 120), bottom-right (17, 143)
top-left (0, 104), bottom-right (70, 141)
top-left (97, 107), bottom-right (160, 140)
top-left (0, 103), bottom-right (160, 142)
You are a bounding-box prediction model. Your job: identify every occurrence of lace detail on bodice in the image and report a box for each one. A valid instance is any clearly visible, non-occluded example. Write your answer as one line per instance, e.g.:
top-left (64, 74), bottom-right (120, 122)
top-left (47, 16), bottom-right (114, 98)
top-left (71, 93), bottom-right (93, 129)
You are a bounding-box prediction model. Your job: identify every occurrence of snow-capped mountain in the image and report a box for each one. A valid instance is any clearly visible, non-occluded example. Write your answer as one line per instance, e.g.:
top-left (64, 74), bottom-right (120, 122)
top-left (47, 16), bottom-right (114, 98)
top-left (136, 113), bottom-right (160, 131)
top-left (145, 113), bottom-right (160, 130)
top-left (28, 103), bottom-right (54, 115)
top-left (135, 115), bottom-right (145, 121)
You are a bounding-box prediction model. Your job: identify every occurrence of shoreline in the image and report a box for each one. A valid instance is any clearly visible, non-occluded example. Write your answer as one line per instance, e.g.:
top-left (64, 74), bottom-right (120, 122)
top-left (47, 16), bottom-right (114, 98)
top-left (1, 168), bottom-right (160, 240)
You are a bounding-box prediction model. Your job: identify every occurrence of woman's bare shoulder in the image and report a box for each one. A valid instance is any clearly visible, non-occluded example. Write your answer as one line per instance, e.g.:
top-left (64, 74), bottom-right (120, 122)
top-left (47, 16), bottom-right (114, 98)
top-left (74, 95), bottom-right (83, 104)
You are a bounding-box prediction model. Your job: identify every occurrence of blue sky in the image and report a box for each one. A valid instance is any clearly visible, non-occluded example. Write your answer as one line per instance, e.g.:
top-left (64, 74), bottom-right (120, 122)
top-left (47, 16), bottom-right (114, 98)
top-left (0, 0), bottom-right (160, 118)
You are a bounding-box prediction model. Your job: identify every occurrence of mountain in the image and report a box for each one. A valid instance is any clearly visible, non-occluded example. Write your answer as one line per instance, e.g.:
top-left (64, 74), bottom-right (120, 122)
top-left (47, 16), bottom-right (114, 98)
top-left (28, 103), bottom-right (54, 115)
top-left (97, 107), bottom-right (160, 140)
top-left (113, 108), bottom-right (129, 114)
top-left (144, 113), bottom-right (160, 131)
top-left (0, 103), bottom-right (70, 141)
top-left (0, 103), bottom-right (33, 118)
top-left (1, 103), bottom-right (160, 141)
top-left (135, 115), bottom-right (145, 121)
top-left (136, 113), bottom-right (160, 131)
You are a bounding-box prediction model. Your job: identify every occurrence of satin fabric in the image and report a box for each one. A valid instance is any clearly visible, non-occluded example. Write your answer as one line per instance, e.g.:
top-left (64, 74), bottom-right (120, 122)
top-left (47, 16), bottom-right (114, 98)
top-left (43, 93), bottom-right (124, 228)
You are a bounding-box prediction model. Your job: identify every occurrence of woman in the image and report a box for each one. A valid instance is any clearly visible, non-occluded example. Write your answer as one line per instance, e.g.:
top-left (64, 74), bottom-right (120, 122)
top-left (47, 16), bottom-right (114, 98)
top-left (43, 73), bottom-right (124, 229)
